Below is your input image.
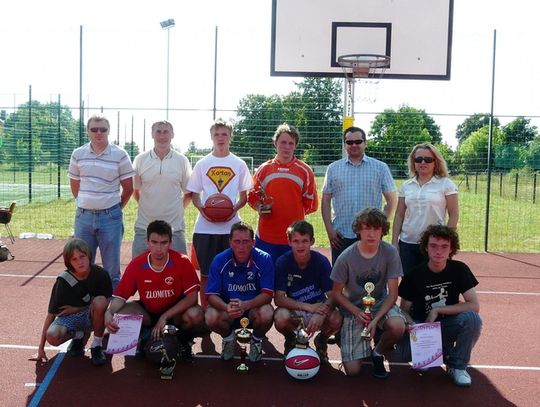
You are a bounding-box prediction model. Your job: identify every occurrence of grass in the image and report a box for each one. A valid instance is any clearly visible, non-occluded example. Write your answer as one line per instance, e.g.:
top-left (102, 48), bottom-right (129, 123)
top-left (5, 183), bottom-right (539, 253)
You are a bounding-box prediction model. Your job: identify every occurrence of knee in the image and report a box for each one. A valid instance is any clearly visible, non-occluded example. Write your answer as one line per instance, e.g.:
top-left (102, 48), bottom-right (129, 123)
top-left (460, 311), bottom-right (482, 333)
top-left (384, 318), bottom-right (406, 338)
top-left (254, 305), bottom-right (274, 324)
top-left (185, 305), bottom-right (204, 326)
top-left (204, 307), bottom-right (221, 328)
top-left (273, 308), bottom-right (291, 330)
top-left (91, 296), bottom-right (108, 313)
top-left (329, 311), bottom-right (343, 331)
top-left (46, 326), bottom-right (66, 346)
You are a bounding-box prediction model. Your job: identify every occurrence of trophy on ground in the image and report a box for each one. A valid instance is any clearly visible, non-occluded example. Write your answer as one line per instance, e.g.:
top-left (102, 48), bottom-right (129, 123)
top-left (159, 324), bottom-right (179, 380)
top-left (360, 282), bottom-right (376, 340)
top-left (235, 317), bottom-right (252, 373)
top-left (253, 184), bottom-right (274, 215)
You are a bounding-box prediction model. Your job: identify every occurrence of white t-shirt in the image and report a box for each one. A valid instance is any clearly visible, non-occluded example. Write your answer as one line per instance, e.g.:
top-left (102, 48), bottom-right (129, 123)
top-left (398, 176), bottom-right (458, 244)
top-left (133, 149), bottom-right (192, 232)
top-left (186, 152), bottom-right (252, 234)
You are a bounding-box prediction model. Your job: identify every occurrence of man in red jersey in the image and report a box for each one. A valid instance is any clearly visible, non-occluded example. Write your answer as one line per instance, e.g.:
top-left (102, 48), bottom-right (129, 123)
top-left (247, 123), bottom-right (318, 263)
top-left (105, 220), bottom-right (205, 360)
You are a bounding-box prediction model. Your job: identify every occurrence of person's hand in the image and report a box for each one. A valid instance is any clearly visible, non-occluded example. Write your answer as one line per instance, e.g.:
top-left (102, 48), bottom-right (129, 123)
top-left (308, 302), bottom-right (329, 316)
top-left (105, 312), bottom-right (120, 334)
top-left (57, 305), bottom-right (80, 316)
top-left (327, 229), bottom-right (343, 250)
top-left (426, 308), bottom-right (439, 323)
top-left (227, 299), bottom-right (244, 319)
top-left (28, 349), bottom-right (48, 363)
top-left (306, 314), bottom-right (324, 335)
top-left (151, 317), bottom-right (167, 341)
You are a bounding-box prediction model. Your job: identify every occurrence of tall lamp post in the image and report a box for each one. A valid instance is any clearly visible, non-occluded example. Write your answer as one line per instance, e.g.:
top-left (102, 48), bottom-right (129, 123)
top-left (160, 18), bottom-right (175, 119)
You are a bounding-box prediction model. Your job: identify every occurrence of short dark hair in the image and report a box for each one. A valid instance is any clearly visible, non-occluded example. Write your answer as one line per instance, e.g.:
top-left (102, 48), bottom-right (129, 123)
top-left (63, 238), bottom-right (92, 272)
top-left (86, 114), bottom-right (110, 129)
top-left (343, 126), bottom-right (366, 141)
top-left (419, 224), bottom-right (460, 258)
top-left (147, 220), bottom-right (172, 241)
top-left (287, 220), bottom-right (314, 241)
top-left (229, 221), bottom-right (254, 239)
top-left (352, 208), bottom-right (390, 237)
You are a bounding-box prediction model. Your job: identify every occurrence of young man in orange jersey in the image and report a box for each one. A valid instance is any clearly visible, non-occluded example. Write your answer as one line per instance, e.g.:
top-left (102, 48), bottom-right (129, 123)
top-left (247, 123), bottom-right (318, 263)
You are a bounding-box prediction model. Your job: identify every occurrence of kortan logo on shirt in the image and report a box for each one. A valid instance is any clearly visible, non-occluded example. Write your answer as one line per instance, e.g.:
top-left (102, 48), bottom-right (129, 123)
top-left (206, 166), bottom-right (236, 192)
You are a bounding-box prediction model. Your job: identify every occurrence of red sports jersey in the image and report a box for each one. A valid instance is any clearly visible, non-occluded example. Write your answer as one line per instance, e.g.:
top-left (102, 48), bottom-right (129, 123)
top-left (248, 157), bottom-right (318, 244)
top-left (114, 250), bottom-right (200, 314)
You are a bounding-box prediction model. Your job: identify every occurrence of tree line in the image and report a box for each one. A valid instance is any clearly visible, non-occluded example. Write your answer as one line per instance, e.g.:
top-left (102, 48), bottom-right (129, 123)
top-left (1, 79), bottom-right (538, 176)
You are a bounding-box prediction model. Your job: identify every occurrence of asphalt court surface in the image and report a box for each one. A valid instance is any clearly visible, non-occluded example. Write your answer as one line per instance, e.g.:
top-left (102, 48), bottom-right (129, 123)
top-left (0, 239), bottom-right (539, 406)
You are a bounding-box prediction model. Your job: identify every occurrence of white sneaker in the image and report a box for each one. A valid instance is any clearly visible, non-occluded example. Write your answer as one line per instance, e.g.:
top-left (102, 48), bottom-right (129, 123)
top-left (447, 368), bottom-right (472, 387)
top-left (221, 339), bottom-right (236, 361)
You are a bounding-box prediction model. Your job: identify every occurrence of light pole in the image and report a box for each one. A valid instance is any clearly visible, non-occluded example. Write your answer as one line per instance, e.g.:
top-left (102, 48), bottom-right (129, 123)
top-left (160, 18), bottom-right (175, 119)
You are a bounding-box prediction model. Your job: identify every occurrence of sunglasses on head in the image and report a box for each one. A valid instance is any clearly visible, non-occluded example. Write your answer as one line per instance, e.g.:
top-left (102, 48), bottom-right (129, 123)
top-left (89, 127), bottom-right (109, 133)
top-left (345, 139), bottom-right (364, 145)
top-left (414, 156), bottom-right (435, 164)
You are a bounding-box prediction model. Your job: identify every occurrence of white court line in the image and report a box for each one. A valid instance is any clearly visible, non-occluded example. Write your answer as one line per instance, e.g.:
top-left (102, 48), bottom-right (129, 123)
top-left (477, 290), bottom-right (540, 296)
top-left (0, 273), bottom-right (56, 279)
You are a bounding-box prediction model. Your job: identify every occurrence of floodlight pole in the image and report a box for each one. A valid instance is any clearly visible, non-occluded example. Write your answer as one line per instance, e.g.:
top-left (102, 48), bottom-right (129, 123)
top-left (160, 19), bottom-right (175, 119)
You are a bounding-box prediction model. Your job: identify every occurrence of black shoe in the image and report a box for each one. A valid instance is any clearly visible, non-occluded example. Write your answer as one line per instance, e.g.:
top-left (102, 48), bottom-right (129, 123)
top-left (90, 346), bottom-right (107, 366)
top-left (372, 353), bottom-right (388, 379)
top-left (67, 338), bottom-right (85, 357)
top-left (178, 339), bottom-right (194, 361)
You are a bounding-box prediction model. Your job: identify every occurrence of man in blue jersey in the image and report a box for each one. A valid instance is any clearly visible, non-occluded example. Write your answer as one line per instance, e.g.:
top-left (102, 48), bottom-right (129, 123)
top-left (273, 220), bottom-right (342, 363)
top-left (205, 222), bottom-right (274, 363)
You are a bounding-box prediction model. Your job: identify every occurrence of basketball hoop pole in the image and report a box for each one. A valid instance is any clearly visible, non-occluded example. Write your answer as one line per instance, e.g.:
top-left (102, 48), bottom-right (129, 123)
top-left (342, 76), bottom-right (355, 132)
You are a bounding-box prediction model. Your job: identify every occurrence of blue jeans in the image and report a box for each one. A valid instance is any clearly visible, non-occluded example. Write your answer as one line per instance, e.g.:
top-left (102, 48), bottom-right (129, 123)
top-left (255, 237), bottom-right (290, 264)
top-left (395, 311), bottom-right (482, 369)
top-left (74, 203), bottom-right (123, 289)
top-left (398, 240), bottom-right (427, 276)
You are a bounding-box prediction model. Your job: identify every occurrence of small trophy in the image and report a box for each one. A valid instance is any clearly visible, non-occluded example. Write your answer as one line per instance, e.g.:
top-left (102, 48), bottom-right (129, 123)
top-left (159, 325), bottom-right (179, 380)
top-left (253, 185), bottom-right (274, 215)
top-left (360, 282), bottom-right (376, 340)
top-left (235, 317), bottom-right (252, 373)
top-left (294, 319), bottom-right (310, 349)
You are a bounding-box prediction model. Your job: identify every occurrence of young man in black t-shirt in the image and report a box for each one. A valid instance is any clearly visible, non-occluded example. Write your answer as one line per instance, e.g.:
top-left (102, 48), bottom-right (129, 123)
top-left (398, 225), bottom-right (482, 387)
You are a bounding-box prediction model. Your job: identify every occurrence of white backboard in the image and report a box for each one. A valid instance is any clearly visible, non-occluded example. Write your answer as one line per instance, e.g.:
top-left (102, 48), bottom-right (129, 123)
top-left (271, 0), bottom-right (454, 80)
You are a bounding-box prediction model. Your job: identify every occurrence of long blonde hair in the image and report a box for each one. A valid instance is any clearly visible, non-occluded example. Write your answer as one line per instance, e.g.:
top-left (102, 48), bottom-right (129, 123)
top-left (407, 143), bottom-right (448, 178)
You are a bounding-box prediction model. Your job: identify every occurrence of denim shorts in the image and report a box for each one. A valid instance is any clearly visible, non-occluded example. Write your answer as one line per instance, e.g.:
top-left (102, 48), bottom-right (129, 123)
top-left (52, 307), bottom-right (91, 333)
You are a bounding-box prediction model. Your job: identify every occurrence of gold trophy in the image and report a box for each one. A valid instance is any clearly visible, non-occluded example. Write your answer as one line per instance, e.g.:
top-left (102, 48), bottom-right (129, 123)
top-left (360, 282), bottom-right (376, 340)
top-left (253, 184), bottom-right (274, 215)
top-left (235, 317), bottom-right (252, 373)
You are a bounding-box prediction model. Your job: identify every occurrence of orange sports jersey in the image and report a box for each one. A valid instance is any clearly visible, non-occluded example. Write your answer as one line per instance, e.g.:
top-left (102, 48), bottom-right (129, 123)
top-left (248, 157), bottom-right (318, 244)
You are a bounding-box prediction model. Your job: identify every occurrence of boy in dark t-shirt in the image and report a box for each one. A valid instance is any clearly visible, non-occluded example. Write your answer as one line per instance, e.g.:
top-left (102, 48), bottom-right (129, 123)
top-left (398, 225), bottom-right (482, 387)
top-left (274, 220), bottom-right (342, 363)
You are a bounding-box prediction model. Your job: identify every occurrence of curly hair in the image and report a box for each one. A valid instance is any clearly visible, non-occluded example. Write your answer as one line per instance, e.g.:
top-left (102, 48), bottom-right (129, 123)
top-left (419, 224), bottom-right (460, 258)
top-left (352, 208), bottom-right (390, 238)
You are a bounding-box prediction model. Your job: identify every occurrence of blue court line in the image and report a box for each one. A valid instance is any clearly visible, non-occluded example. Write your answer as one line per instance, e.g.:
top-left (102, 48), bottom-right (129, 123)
top-left (28, 351), bottom-right (66, 407)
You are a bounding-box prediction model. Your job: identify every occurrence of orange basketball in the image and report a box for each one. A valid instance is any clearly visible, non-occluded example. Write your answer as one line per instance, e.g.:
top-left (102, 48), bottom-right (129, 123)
top-left (203, 193), bottom-right (234, 222)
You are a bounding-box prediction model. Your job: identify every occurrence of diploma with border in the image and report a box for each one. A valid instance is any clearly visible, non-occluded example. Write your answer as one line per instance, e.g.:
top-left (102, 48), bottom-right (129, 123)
top-left (409, 322), bottom-right (443, 369)
top-left (106, 314), bottom-right (143, 356)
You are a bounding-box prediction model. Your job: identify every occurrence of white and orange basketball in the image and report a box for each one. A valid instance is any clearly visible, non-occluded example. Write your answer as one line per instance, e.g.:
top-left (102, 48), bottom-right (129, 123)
top-left (285, 347), bottom-right (320, 380)
top-left (203, 193), bottom-right (234, 222)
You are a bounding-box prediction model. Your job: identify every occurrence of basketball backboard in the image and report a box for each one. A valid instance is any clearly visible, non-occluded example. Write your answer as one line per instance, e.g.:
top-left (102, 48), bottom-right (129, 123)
top-left (271, 0), bottom-right (454, 80)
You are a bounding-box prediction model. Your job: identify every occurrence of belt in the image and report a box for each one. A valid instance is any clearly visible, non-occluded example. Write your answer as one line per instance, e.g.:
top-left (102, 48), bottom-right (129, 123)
top-left (78, 203), bottom-right (121, 213)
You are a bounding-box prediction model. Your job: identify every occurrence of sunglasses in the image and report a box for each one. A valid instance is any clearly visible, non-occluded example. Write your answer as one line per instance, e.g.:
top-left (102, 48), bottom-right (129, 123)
top-left (345, 139), bottom-right (364, 145)
top-left (414, 156), bottom-right (435, 164)
top-left (89, 127), bottom-right (109, 133)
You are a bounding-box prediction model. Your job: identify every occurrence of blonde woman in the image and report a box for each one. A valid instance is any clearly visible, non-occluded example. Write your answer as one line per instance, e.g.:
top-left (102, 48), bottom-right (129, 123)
top-left (392, 143), bottom-right (458, 275)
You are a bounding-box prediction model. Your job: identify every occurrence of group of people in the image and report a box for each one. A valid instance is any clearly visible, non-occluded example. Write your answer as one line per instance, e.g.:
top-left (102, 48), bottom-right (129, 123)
top-left (31, 116), bottom-right (482, 388)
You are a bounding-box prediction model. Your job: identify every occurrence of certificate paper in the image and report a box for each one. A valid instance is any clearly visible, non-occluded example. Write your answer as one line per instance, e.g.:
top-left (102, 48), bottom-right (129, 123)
top-left (106, 314), bottom-right (143, 356)
top-left (410, 322), bottom-right (443, 369)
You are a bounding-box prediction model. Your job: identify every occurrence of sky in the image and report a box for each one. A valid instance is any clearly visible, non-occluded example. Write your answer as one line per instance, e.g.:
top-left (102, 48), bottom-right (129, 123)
top-left (1, 0), bottom-right (539, 151)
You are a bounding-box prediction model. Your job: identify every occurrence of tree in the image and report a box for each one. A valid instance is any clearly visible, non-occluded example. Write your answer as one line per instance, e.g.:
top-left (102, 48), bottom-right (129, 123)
top-left (455, 113), bottom-right (500, 144)
top-left (525, 136), bottom-right (540, 170)
top-left (368, 105), bottom-right (442, 175)
top-left (232, 78), bottom-right (343, 166)
top-left (1, 101), bottom-right (79, 168)
top-left (458, 126), bottom-right (503, 173)
top-left (502, 117), bottom-right (537, 144)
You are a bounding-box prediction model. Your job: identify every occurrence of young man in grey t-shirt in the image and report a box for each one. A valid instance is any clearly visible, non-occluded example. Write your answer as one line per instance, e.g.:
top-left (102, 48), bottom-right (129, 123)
top-left (331, 208), bottom-right (406, 379)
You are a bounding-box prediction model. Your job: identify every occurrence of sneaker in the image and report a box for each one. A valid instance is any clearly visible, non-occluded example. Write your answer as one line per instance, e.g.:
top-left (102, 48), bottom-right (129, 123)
top-left (447, 368), bottom-right (472, 387)
top-left (67, 338), bottom-right (85, 357)
top-left (90, 346), bottom-right (107, 366)
top-left (248, 339), bottom-right (263, 362)
top-left (371, 353), bottom-right (388, 379)
top-left (221, 338), bottom-right (236, 361)
top-left (283, 334), bottom-right (296, 358)
top-left (314, 333), bottom-right (329, 365)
